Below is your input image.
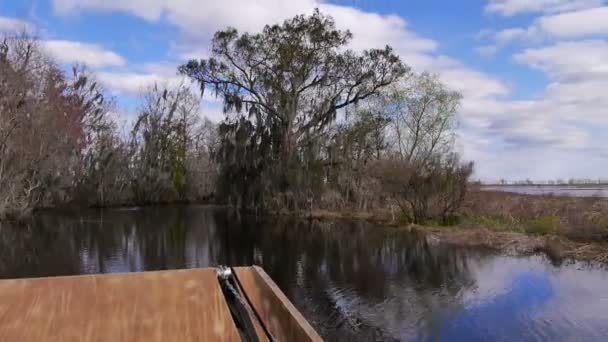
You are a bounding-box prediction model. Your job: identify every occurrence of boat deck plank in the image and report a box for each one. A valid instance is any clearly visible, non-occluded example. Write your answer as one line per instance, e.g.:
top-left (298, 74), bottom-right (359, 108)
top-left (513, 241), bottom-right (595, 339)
top-left (234, 266), bottom-right (323, 342)
top-left (0, 268), bottom-right (240, 342)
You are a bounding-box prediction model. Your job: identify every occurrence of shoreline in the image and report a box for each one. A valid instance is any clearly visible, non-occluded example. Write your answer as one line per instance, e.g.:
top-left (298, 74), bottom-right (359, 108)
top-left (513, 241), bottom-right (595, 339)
top-left (420, 227), bottom-right (608, 265)
top-left (300, 209), bottom-right (608, 265)
top-left (14, 198), bottom-right (608, 265)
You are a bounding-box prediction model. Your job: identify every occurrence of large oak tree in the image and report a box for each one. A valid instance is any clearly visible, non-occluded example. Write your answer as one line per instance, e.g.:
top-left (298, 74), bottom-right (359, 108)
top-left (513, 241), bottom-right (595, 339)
top-left (180, 9), bottom-right (407, 209)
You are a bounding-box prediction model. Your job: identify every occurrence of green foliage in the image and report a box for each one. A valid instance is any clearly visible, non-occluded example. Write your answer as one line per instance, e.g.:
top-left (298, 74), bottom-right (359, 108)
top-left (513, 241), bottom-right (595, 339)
top-left (180, 10), bottom-right (407, 211)
top-left (476, 216), bottom-right (508, 231)
top-left (525, 215), bottom-right (560, 235)
top-left (440, 214), bottom-right (462, 226)
top-left (130, 85), bottom-right (201, 203)
top-left (468, 215), bottom-right (520, 232)
top-left (399, 211), bottom-right (413, 225)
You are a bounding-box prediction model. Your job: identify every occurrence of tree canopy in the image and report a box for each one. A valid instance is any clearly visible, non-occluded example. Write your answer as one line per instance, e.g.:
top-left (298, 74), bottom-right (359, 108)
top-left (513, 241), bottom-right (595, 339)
top-left (180, 9), bottom-right (407, 148)
top-left (180, 9), bottom-right (408, 209)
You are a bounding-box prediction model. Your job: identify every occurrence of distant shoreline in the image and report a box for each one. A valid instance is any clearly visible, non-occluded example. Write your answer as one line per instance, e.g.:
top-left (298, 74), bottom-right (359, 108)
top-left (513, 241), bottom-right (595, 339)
top-left (482, 184), bottom-right (608, 188)
top-left (480, 184), bottom-right (608, 198)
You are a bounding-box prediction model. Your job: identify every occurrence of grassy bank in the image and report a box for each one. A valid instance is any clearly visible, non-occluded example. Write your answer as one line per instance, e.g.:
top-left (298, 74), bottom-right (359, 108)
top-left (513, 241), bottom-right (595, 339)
top-left (420, 227), bottom-right (608, 264)
top-left (463, 189), bottom-right (608, 241)
top-left (298, 189), bottom-right (608, 264)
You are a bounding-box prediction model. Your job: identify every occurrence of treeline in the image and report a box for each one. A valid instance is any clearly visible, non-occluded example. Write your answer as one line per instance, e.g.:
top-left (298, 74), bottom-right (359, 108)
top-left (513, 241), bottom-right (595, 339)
top-left (1, 10), bottom-right (473, 224)
top-left (0, 36), bottom-right (217, 219)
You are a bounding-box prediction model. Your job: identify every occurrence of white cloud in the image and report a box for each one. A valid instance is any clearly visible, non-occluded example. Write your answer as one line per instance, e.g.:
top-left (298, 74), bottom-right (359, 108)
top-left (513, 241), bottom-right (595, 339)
top-left (485, 0), bottom-right (604, 16)
top-left (395, 53), bottom-right (509, 100)
top-left (474, 28), bottom-right (528, 56)
top-left (478, 5), bottom-right (608, 59)
top-left (0, 16), bottom-right (33, 33)
top-left (167, 1), bottom-right (317, 38)
top-left (140, 61), bottom-right (180, 77)
top-left (487, 7), bottom-right (608, 44)
top-left (97, 71), bottom-right (183, 95)
top-left (462, 37), bottom-right (608, 180)
top-left (319, 4), bottom-right (437, 54)
top-left (53, 0), bottom-right (318, 37)
top-left (173, 46), bottom-right (211, 61)
top-left (475, 45), bottom-right (499, 57)
top-left (53, 0), bottom-right (437, 58)
top-left (495, 28), bottom-right (528, 43)
top-left (514, 40), bottom-right (608, 81)
top-left (98, 66), bottom-right (219, 100)
top-left (53, 0), bottom-right (166, 21)
top-left (42, 40), bottom-right (126, 67)
top-left (535, 6), bottom-right (608, 38)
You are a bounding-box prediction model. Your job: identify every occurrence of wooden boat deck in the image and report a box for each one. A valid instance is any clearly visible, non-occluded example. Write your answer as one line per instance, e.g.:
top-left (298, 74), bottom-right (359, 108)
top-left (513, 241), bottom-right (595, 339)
top-left (0, 266), bottom-right (322, 342)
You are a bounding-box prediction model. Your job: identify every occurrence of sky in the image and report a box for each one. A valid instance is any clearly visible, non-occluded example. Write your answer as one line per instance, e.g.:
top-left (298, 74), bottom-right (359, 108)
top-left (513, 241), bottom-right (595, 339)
top-left (1, 0), bottom-right (607, 182)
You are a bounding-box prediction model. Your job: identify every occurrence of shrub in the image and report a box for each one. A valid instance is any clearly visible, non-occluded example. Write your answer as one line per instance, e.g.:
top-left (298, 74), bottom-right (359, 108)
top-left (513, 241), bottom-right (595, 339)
top-left (469, 215), bottom-right (516, 231)
top-left (371, 154), bottom-right (474, 225)
top-left (525, 215), bottom-right (560, 235)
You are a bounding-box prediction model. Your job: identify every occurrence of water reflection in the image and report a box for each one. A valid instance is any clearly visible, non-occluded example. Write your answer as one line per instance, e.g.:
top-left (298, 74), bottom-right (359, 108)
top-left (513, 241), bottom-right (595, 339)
top-left (1, 206), bottom-right (607, 341)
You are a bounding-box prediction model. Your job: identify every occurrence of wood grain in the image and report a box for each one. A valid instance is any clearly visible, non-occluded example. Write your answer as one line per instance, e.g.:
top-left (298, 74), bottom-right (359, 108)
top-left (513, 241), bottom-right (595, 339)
top-left (234, 266), bottom-right (323, 342)
top-left (0, 268), bottom-right (240, 342)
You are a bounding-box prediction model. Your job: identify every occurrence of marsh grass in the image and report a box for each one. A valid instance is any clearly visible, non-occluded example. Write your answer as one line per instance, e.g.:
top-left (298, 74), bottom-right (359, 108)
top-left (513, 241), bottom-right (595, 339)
top-left (465, 189), bottom-right (608, 242)
top-left (524, 215), bottom-right (560, 235)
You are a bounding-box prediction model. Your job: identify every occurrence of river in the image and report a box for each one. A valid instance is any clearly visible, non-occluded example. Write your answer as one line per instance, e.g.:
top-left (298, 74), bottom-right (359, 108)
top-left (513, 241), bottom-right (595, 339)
top-left (1, 206), bottom-right (607, 341)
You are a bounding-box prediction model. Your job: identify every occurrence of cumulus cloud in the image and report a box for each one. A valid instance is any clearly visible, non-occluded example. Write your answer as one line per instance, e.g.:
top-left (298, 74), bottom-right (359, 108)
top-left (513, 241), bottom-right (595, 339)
top-left (462, 35), bottom-right (608, 180)
top-left (485, 6), bottom-right (608, 46)
top-left (514, 40), bottom-right (608, 81)
top-left (435, 61), bottom-right (509, 100)
top-left (42, 40), bottom-right (126, 67)
top-left (534, 6), bottom-right (608, 38)
top-left (53, 0), bottom-right (318, 36)
top-left (60, 0), bottom-right (438, 63)
top-left (319, 4), bottom-right (437, 54)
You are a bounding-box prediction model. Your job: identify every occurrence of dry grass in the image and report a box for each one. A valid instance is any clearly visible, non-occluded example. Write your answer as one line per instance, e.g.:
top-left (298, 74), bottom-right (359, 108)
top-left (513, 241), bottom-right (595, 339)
top-left (463, 189), bottom-right (608, 242)
top-left (287, 187), bottom-right (608, 263)
top-left (420, 226), bottom-right (608, 264)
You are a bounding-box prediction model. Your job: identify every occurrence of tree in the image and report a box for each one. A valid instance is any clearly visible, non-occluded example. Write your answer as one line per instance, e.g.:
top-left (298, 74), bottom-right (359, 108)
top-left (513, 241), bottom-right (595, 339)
top-left (179, 9), bottom-right (407, 209)
top-left (372, 154), bottom-right (473, 225)
top-left (130, 84), bottom-right (201, 203)
top-left (185, 118), bottom-right (219, 201)
top-left (325, 108), bottom-right (390, 206)
top-left (385, 72), bottom-right (461, 165)
top-left (365, 72), bottom-right (471, 224)
top-left (0, 35), bottom-right (114, 218)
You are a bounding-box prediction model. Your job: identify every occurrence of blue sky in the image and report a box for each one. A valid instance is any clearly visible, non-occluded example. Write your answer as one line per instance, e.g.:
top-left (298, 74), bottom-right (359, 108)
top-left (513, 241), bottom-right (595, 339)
top-left (1, 0), bottom-right (608, 181)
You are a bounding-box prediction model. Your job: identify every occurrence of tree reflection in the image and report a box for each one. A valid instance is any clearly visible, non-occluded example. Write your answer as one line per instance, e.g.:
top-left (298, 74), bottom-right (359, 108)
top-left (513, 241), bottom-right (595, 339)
top-left (0, 207), bottom-right (485, 341)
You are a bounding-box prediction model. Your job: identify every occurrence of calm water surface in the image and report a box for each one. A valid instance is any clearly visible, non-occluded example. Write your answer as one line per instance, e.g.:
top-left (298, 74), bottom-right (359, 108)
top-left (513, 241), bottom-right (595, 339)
top-left (483, 185), bottom-right (608, 198)
top-left (1, 206), bottom-right (608, 341)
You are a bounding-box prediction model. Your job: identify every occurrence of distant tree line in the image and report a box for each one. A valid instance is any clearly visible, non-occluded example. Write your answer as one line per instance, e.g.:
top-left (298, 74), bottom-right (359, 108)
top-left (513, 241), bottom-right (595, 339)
top-left (1, 10), bottom-right (473, 224)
